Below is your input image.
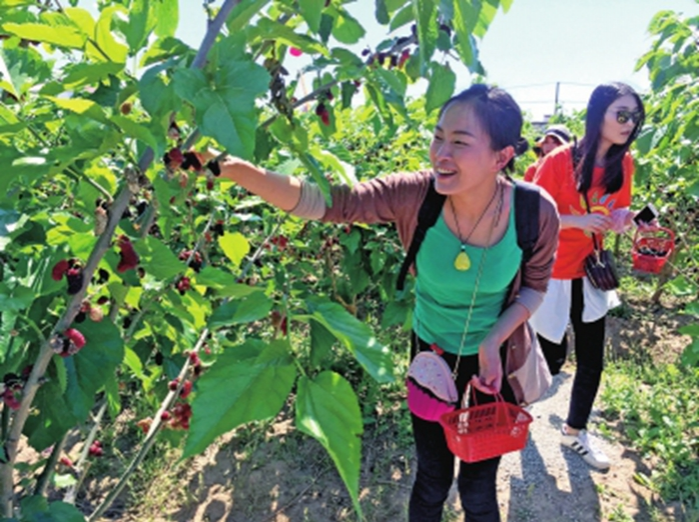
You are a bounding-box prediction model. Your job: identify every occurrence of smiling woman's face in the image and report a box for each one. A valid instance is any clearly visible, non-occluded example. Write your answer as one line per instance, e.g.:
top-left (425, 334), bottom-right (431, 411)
top-left (600, 94), bottom-right (641, 147)
top-left (429, 102), bottom-right (505, 196)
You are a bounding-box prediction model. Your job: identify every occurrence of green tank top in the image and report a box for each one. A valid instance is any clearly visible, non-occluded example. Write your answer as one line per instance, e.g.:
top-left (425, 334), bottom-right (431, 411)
top-left (413, 191), bottom-right (522, 355)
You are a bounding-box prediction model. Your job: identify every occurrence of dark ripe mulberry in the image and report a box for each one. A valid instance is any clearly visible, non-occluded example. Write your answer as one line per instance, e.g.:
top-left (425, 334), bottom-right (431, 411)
top-left (66, 268), bottom-right (84, 295)
top-left (212, 220), bottom-right (225, 236)
top-left (165, 147), bottom-right (184, 169)
top-left (75, 311), bottom-right (86, 323)
top-left (3, 373), bottom-right (19, 386)
top-left (181, 152), bottom-right (202, 172)
top-left (178, 250), bottom-right (202, 272)
top-left (205, 160), bottom-right (221, 177)
top-left (135, 200), bottom-right (148, 216)
top-left (154, 352), bottom-right (164, 365)
top-left (315, 102), bottom-right (326, 116)
top-left (97, 269), bottom-right (110, 284)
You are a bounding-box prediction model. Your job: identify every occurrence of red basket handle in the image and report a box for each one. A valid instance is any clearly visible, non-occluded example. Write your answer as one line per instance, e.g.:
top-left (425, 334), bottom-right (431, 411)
top-left (466, 385), bottom-right (504, 408)
top-left (633, 225), bottom-right (675, 243)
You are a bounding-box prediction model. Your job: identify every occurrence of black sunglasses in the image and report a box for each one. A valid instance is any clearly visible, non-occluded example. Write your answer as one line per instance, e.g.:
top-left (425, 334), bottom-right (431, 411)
top-left (613, 109), bottom-right (642, 125)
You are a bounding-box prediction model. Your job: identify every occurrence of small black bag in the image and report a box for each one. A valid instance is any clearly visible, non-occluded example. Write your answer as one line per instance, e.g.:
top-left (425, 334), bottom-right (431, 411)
top-left (584, 245), bottom-right (620, 290)
top-left (583, 193), bottom-right (620, 291)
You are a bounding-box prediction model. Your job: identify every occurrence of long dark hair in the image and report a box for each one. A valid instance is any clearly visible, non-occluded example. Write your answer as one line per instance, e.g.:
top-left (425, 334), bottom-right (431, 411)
top-left (576, 82), bottom-right (645, 194)
top-left (439, 84), bottom-right (528, 173)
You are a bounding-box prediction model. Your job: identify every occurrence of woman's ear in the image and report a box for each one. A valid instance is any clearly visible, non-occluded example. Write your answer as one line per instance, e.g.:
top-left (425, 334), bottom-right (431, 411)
top-left (494, 145), bottom-right (515, 171)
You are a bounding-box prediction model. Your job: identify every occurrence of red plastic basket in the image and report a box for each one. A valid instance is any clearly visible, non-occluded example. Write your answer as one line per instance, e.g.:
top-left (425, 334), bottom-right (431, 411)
top-left (632, 226), bottom-right (675, 274)
top-left (439, 393), bottom-right (532, 463)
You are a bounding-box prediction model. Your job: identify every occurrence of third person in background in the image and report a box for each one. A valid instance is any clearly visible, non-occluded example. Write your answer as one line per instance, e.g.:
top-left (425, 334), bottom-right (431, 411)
top-left (530, 82), bottom-right (645, 470)
top-left (523, 124), bottom-right (572, 182)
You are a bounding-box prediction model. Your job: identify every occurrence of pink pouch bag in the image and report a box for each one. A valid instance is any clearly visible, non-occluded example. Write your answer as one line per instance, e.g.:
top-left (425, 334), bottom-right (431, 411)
top-left (406, 350), bottom-right (459, 422)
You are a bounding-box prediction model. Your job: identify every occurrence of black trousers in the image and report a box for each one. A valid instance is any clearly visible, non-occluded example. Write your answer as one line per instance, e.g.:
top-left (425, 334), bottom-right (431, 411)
top-left (537, 278), bottom-right (606, 430)
top-left (408, 335), bottom-right (514, 522)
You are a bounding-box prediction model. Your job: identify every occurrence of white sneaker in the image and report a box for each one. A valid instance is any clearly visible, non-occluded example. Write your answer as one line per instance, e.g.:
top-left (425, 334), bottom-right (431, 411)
top-left (561, 428), bottom-right (610, 470)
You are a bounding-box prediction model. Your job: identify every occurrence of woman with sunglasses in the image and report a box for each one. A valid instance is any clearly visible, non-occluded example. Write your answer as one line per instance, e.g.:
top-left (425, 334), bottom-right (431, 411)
top-left (530, 82), bottom-right (645, 470)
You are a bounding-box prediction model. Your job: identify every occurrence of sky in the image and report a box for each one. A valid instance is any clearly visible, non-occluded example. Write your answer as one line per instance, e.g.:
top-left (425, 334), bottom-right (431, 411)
top-left (171, 0), bottom-right (699, 121)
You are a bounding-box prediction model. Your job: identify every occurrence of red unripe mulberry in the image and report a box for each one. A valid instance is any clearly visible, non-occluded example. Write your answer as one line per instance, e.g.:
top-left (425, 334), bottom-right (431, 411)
top-left (64, 328), bottom-right (86, 349)
top-left (117, 236), bottom-right (139, 272)
top-left (52, 259), bottom-right (69, 281)
top-left (179, 379), bottom-right (193, 399)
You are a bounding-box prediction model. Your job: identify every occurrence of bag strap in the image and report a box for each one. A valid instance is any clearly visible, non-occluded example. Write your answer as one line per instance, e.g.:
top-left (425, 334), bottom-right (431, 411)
top-left (396, 178), bottom-right (541, 291)
top-left (396, 177), bottom-right (445, 291)
top-left (513, 181), bottom-right (540, 264)
top-left (582, 190), bottom-right (603, 253)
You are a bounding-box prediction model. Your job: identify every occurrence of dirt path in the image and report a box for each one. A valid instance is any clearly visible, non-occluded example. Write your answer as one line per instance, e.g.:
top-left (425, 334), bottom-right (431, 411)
top-left (492, 370), bottom-right (656, 522)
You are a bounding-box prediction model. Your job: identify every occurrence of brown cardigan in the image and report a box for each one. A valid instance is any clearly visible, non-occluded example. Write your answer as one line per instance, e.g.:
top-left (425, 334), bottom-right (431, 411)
top-left (295, 170), bottom-right (560, 404)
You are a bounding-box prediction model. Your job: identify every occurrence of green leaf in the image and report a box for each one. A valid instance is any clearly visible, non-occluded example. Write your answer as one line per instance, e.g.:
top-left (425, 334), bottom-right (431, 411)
top-left (425, 62), bottom-right (455, 113)
top-left (678, 323), bottom-right (699, 337)
top-left (183, 339), bottom-right (296, 457)
top-left (413, 0), bottom-right (438, 75)
top-left (329, 6), bottom-right (366, 44)
top-left (1, 22), bottom-right (86, 49)
top-left (310, 319), bottom-right (336, 367)
top-left (296, 372), bottom-right (363, 517)
top-left (453, 0), bottom-right (479, 65)
top-left (376, 0), bottom-right (390, 24)
top-left (389, 4), bottom-right (414, 32)
top-left (226, 0), bottom-right (273, 34)
top-left (91, 5), bottom-right (128, 63)
top-left (499, 0), bottom-right (513, 12)
top-left (194, 267), bottom-right (260, 298)
top-left (25, 381), bottom-right (77, 450)
top-left (217, 232), bottom-right (250, 268)
top-left (681, 338), bottom-right (699, 367)
top-left (122, 0), bottom-right (152, 54)
top-left (303, 296), bottom-right (393, 383)
top-left (133, 236), bottom-right (186, 281)
top-left (172, 62), bottom-right (269, 159)
top-left (0, 284), bottom-right (34, 312)
top-left (110, 115), bottom-right (159, 155)
top-left (474, 0), bottom-right (498, 38)
top-left (46, 97), bottom-right (110, 124)
top-left (61, 62), bottom-right (124, 91)
top-left (63, 320), bottom-right (125, 421)
top-left (19, 496), bottom-right (85, 522)
top-left (138, 65), bottom-right (181, 120)
top-left (153, 0), bottom-right (178, 38)
top-left (208, 292), bottom-right (273, 328)
top-left (299, 0), bottom-right (325, 34)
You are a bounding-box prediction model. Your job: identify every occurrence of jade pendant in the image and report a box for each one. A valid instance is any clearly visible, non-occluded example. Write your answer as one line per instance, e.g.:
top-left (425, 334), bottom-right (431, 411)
top-left (454, 247), bottom-right (471, 271)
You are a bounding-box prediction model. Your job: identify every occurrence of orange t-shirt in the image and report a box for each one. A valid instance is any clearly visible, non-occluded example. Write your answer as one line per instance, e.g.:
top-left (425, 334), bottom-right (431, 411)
top-left (523, 160), bottom-right (541, 182)
top-left (533, 144), bottom-right (634, 279)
